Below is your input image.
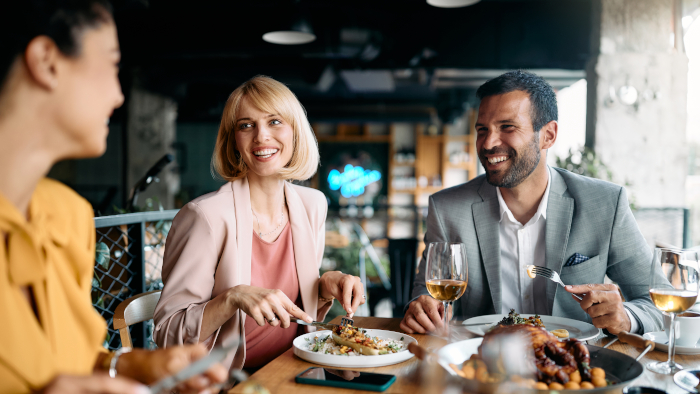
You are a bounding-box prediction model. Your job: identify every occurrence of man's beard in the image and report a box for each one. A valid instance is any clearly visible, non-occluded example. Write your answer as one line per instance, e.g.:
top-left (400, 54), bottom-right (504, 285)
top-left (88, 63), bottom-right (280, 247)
top-left (479, 134), bottom-right (541, 188)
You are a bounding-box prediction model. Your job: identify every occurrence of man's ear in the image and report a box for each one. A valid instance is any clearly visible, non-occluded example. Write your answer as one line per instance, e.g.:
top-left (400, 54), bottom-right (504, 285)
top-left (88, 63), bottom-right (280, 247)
top-left (540, 120), bottom-right (558, 150)
top-left (24, 36), bottom-right (61, 91)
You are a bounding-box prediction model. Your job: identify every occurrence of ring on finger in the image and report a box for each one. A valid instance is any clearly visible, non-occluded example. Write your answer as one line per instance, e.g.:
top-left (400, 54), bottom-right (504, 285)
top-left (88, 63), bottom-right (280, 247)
top-left (265, 316), bottom-right (277, 323)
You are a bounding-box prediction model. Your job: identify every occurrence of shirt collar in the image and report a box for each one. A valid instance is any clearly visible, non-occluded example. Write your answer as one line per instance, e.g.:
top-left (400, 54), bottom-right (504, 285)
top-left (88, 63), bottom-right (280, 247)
top-left (496, 166), bottom-right (552, 226)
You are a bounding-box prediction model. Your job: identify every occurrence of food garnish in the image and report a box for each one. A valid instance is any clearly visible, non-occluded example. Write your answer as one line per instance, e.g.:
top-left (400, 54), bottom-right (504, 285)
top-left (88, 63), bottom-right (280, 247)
top-left (526, 265), bottom-right (536, 279)
top-left (331, 324), bottom-right (401, 355)
top-left (550, 329), bottom-right (570, 339)
top-left (497, 309), bottom-right (545, 328)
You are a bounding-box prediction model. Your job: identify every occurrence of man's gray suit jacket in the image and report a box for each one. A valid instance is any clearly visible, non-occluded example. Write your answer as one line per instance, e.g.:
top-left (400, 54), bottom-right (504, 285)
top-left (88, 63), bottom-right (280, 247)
top-left (410, 167), bottom-right (665, 333)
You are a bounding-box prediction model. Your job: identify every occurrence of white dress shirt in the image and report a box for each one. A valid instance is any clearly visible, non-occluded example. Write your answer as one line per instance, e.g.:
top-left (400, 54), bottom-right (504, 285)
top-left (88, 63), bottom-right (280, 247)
top-left (496, 167), bottom-right (639, 333)
top-left (497, 169), bottom-right (550, 315)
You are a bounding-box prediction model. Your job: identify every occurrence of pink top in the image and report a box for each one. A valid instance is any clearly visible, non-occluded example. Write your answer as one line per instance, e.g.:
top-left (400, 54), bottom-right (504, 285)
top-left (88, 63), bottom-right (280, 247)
top-left (243, 222), bottom-right (302, 368)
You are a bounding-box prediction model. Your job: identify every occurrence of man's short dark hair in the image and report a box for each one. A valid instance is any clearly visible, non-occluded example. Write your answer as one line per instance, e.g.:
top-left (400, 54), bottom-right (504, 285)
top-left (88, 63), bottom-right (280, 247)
top-left (0, 0), bottom-right (113, 93)
top-left (476, 70), bottom-right (558, 132)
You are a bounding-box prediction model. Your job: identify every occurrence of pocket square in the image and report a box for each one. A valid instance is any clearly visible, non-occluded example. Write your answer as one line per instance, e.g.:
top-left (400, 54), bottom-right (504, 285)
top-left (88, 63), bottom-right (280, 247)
top-left (565, 253), bottom-right (590, 267)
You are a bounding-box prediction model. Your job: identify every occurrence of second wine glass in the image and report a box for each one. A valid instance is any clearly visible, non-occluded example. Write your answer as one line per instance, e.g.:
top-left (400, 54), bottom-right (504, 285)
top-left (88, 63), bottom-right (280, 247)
top-left (647, 247), bottom-right (699, 375)
top-left (425, 242), bottom-right (468, 338)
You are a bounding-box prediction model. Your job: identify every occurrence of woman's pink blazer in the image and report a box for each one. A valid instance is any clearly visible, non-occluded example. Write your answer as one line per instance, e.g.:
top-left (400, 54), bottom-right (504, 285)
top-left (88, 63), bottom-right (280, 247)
top-left (153, 177), bottom-right (332, 370)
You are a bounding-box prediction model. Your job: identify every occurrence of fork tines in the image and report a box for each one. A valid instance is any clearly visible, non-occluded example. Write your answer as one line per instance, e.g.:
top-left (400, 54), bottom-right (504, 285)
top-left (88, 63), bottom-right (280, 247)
top-left (532, 266), bottom-right (555, 277)
top-left (340, 316), bottom-right (354, 327)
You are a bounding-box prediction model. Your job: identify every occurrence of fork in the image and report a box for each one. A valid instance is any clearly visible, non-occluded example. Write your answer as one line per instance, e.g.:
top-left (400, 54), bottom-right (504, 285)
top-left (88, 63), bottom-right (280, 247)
top-left (340, 293), bottom-right (366, 327)
top-left (529, 265), bottom-right (583, 301)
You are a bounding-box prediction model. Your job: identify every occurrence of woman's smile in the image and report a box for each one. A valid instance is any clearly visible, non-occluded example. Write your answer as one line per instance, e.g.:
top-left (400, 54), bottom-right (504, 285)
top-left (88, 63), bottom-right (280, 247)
top-left (252, 147), bottom-right (280, 161)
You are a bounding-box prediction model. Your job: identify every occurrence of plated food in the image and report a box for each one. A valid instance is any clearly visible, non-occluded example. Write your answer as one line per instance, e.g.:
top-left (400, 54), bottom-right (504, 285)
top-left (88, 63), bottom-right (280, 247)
top-left (306, 324), bottom-right (405, 356)
top-left (462, 313), bottom-right (598, 341)
top-left (449, 324), bottom-right (611, 390)
top-left (293, 329), bottom-right (416, 368)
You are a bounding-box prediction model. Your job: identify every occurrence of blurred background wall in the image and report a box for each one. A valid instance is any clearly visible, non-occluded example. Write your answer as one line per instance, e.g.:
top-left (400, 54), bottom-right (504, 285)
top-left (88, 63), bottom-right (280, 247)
top-left (48, 0), bottom-right (700, 253)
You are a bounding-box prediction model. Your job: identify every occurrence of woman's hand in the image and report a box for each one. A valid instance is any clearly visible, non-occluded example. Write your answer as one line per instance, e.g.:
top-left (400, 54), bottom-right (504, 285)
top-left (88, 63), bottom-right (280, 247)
top-left (39, 374), bottom-right (149, 394)
top-left (228, 284), bottom-right (313, 328)
top-left (117, 344), bottom-right (227, 393)
top-left (319, 271), bottom-right (365, 317)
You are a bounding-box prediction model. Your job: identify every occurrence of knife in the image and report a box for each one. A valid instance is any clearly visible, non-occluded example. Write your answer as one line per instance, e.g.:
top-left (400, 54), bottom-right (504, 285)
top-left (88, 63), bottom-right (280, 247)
top-left (294, 319), bottom-right (341, 331)
top-left (149, 339), bottom-right (239, 394)
top-left (460, 322), bottom-right (495, 327)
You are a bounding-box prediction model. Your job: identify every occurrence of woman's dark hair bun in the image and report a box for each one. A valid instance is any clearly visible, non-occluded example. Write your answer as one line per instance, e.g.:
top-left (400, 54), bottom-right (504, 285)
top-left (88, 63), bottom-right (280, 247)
top-left (0, 0), bottom-right (113, 92)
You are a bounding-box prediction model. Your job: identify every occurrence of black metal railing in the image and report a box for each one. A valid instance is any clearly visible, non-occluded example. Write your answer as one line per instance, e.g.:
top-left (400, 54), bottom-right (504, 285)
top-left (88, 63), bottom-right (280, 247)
top-left (90, 206), bottom-right (691, 348)
top-left (92, 210), bottom-right (178, 350)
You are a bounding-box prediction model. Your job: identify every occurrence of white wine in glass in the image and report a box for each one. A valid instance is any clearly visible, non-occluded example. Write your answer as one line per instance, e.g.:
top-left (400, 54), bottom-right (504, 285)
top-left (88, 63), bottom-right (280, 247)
top-left (647, 248), bottom-right (699, 375)
top-left (648, 289), bottom-right (697, 314)
top-left (425, 242), bottom-right (468, 338)
top-left (426, 280), bottom-right (468, 302)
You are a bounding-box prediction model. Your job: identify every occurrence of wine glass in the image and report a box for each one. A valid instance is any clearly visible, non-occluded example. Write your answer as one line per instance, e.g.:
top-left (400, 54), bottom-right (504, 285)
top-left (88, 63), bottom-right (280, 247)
top-left (425, 242), bottom-right (468, 338)
top-left (647, 247), bottom-right (700, 375)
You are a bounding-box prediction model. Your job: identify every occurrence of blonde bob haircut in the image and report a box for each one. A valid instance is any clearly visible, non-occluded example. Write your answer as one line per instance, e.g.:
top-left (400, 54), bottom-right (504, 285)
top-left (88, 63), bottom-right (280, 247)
top-left (211, 75), bottom-right (319, 182)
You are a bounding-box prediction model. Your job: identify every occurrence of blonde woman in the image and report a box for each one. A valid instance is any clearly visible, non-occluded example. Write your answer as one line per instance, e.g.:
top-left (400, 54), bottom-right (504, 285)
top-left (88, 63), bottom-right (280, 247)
top-left (154, 76), bottom-right (365, 372)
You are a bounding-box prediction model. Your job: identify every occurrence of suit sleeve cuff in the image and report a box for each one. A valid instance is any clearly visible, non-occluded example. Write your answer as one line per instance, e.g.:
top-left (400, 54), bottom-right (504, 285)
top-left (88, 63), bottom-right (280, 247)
top-left (624, 306), bottom-right (641, 334)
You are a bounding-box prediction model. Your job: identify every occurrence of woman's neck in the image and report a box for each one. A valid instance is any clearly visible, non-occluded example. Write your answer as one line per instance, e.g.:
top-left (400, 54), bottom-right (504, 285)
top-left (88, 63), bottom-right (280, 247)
top-left (0, 112), bottom-right (57, 219)
top-left (247, 172), bottom-right (287, 217)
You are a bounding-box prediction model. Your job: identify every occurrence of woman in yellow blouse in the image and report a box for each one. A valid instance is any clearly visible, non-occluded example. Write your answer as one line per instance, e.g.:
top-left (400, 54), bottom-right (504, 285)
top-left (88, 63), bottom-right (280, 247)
top-left (0, 1), bottom-right (225, 393)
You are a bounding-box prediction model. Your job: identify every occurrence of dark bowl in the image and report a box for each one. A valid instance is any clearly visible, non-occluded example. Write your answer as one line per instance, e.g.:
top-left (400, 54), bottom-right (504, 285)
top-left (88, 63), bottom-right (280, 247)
top-left (622, 387), bottom-right (668, 394)
top-left (622, 386), bottom-right (667, 394)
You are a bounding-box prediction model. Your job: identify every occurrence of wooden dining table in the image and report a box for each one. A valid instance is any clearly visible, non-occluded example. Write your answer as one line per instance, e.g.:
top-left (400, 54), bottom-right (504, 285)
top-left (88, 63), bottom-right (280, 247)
top-left (230, 316), bottom-right (700, 394)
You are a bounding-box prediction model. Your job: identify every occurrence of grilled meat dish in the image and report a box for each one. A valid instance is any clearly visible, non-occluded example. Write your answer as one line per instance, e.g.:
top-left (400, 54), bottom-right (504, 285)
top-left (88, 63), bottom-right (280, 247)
top-left (480, 324), bottom-right (591, 384)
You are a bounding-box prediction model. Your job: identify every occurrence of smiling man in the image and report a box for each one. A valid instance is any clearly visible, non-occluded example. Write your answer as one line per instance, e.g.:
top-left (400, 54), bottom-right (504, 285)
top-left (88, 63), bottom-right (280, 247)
top-left (400, 70), bottom-right (666, 336)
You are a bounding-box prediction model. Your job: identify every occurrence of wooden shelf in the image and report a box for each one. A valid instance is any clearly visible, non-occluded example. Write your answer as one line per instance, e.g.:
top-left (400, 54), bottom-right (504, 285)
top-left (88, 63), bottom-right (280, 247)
top-left (416, 134), bottom-right (472, 142)
top-left (444, 162), bottom-right (473, 170)
top-left (390, 161), bottom-right (416, 167)
top-left (388, 121), bottom-right (478, 208)
top-left (444, 135), bottom-right (472, 141)
top-left (417, 186), bottom-right (443, 193)
top-left (389, 186), bottom-right (443, 194)
top-left (316, 135), bottom-right (390, 143)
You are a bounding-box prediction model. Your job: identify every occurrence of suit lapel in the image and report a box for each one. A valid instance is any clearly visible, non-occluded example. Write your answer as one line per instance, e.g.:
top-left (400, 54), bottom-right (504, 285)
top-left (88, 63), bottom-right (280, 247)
top-left (472, 181), bottom-right (502, 314)
top-left (284, 183), bottom-right (318, 317)
top-left (544, 169), bottom-right (574, 313)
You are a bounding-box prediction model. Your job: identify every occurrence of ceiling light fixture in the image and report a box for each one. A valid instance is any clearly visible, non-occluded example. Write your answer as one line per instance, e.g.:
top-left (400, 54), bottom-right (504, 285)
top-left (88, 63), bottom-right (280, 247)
top-left (262, 19), bottom-right (316, 45)
top-left (427, 0), bottom-right (480, 8)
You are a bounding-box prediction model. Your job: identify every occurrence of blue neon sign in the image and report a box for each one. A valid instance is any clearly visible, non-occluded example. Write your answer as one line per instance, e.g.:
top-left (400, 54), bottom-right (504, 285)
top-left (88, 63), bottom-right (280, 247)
top-left (327, 164), bottom-right (382, 198)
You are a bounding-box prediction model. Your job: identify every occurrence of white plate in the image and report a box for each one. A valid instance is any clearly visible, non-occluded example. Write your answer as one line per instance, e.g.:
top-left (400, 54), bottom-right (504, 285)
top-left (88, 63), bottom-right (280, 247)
top-left (292, 330), bottom-right (416, 368)
top-left (462, 314), bottom-right (601, 341)
top-left (436, 338), bottom-right (483, 376)
top-left (643, 331), bottom-right (700, 355)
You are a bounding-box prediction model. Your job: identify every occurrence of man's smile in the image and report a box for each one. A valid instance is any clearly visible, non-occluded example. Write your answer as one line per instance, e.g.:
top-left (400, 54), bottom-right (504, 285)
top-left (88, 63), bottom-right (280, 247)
top-left (487, 156), bottom-right (509, 164)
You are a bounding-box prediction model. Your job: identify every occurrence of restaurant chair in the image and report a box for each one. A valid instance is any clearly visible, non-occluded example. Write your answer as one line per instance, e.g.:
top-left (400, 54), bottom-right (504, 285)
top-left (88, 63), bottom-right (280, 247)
top-left (388, 238), bottom-right (418, 317)
top-left (113, 290), bottom-right (161, 348)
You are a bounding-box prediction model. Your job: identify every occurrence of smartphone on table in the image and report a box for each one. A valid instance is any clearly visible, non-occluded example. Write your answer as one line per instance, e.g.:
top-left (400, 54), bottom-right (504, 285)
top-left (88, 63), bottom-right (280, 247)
top-left (295, 367), bottom-right (396, 392)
